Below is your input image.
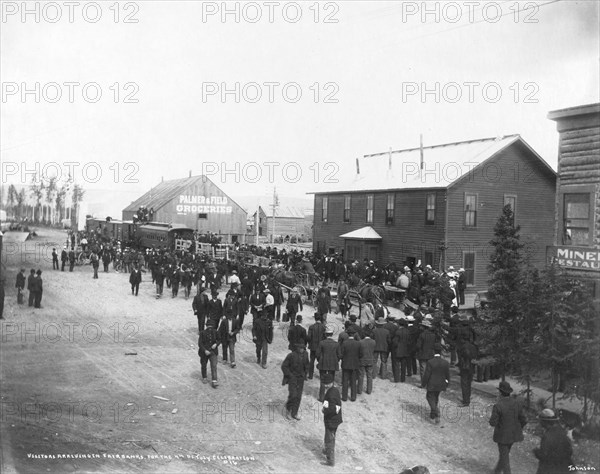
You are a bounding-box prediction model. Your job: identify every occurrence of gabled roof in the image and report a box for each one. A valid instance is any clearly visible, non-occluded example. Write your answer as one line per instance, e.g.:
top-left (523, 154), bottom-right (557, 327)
top-left (122, 175), bottom-right (243, 213)
top-left (311, 135), bottom-right (555, 194)
top-left (339, 226), bottom-right (382, 240)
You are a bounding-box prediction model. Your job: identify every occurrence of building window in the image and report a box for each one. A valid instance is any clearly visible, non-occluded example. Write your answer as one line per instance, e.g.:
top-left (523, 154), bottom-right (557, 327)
top-left (366, 194), bottom-right (374, 223)
top-left (426, 193), bottom-right (435, 225)
top-left (343, 195), bottom-right (351, 223)
top-left (464, 193), bottom-right (477, 227)
top-left (424, 251), bottom-right (434, 268)
top-left (463, 251), bottom-right (475, 286)
top-left (504, 195), bottom-right (517, 226)
top-left (321, 197), bottom-right (328, 222)
top-left (386, 194), bottom-right (395, 225)
top-left (563, 193), bottom-right (591, 245)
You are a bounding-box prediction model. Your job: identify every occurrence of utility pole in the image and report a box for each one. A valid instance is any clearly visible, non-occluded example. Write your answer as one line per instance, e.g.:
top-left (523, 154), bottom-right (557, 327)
top-left (270, 187), bottom-right (279, 244)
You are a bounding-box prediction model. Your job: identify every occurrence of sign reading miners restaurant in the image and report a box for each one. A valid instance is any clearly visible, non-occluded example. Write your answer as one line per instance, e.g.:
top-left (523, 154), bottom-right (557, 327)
top-left (176, 195), bottom-right (233, 215)
top-left (546, 246), bottom-right (600, 272)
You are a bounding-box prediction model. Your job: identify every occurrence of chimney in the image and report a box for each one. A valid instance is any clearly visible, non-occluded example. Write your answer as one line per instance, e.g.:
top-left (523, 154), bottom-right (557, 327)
top-left (420, 134), bottom-right (424, 170)
top-left (356, 158), bottom-right (360, 175)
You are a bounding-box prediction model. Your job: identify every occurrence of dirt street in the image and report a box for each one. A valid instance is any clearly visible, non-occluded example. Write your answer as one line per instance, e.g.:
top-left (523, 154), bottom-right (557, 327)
top-left (0, 229), bottom-right (596, 473)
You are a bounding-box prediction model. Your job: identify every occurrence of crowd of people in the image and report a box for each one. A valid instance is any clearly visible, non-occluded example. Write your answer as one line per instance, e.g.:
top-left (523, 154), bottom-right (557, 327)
top-left (5, 226), bottom-right (576, 472)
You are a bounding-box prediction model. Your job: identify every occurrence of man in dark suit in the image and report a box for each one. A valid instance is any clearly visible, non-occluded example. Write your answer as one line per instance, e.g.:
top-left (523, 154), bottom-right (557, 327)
top-left (207, 290), bottom-right (223, 328)
top-left (340, 329), bottom-right (361, 402)
top-left (193, 286), bottom-right (209, 333)
top-left (457, 339), bottom-right (477, 406)
top-left (317, 326), bottom-right (340, 402)
top-left (421, 343), bottom-right (450, 424)
top-left (358, 327), bottom-right (376, 395)
top-left (60, 247), bottom-right (68, 271)
top-left (281, 343), bottom-right (309, 420)
top-left (417, 319), bottom-right (438, 383)
top-left (250, 286), bottom-right (265, 322)
top-left (15, 269), bottom-right (26, 305)
top-left (321, 381), bottom-right (343, 467)
top-left (68, 248), bottom-right (76, 272)
top-left (373, 318), bottom-right (390, 379)
top-left (393, 317), bottom-right (412, 383)
top-left (286, 288), bottom-right (303, 326)
top-left (307, 314), bottom-right (326, 379)
top-left (489, 381), bottom-right (527, 474)
top-left (33, 270), bottom-right (43, 308)
top-left (27, 269), bottom-right (36, 307)
top-left (252, 312), bottom-right (273, 368)
top-left (288, 315), bottom-right (308, 350)
top-left (129, 265), bottom-right (142, 296)
top-left (533, 409), bottom-right (573, 474)
top-left (218, 313), bottom-right (240, 368)
top-left (198, 321), bottom-right (220, 388)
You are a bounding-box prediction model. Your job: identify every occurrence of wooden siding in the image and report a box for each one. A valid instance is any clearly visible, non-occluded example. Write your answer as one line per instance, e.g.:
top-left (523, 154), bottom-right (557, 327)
top-left (446, 141), bottom-right (556, 291)
top-left (124, 179), bottom-right (247, 243)
top-left (313, 190), bottom-right (446, 267)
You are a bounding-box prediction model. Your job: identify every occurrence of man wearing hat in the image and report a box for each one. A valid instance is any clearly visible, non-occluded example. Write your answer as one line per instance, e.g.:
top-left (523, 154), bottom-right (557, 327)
top-left (52, 248), bottom-right (59, 270)
top-left (250, 286), bottom-right (265, 322)
top-left (27, 269), bottom-right (36, 307)
top-left (317, 326), bottom-right (340, 402)
top-left (420, 343), bottom-right (450, 424)
top-left (281, 342), bottom-right (309, 421)
top-left (263, 288), bottom-right (275, 321)
top-left (288, 315), bottom-right (308, 350)
top-left (207, 289), bottom-right (223, 328)
top-left (457, 335), bottom-right (477, 406)
top-left (32, 270), bottom-right (43, 309)
top-left (129, 264), bottom-right (142, 296)
top-left (489, 381), bottom-right (527, 474)
top-left (416, 318), bottom-right (438, 383)
top-left (60, 246), bottom-right (68, 271)
top-left (316, 281), bottom-right (332, 324)
top-left (533, 409), bottom-right (573, 474)
top-left (286, 288), bottom-right (303, 327)
top-left (307, 314), bottom-right (326, 379)
top-left (193, 286), bottom-right (209, 333)
top-left (340, 329), bottom-right (360, 402)
top-left (321, 380), bottom-right (343, 467)
top-left (15, 268), bottom-right (26, 305)
top-left (252, 311), bottom-right (273, 369)
top-left (198, 320), bottom-right (220, 388)
top-left (373, 318), bottom-right (390, 380)
top-left (358, 327), bottom-right (376, 394)
top-left (393, 317), bottom-right (411, 383)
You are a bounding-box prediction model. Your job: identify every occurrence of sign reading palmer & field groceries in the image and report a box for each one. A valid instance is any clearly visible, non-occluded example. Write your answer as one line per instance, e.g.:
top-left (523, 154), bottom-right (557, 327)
top-left (176, 195), bottom-right (233, 215)
top-left (546, 246), bottom-right (600, 272)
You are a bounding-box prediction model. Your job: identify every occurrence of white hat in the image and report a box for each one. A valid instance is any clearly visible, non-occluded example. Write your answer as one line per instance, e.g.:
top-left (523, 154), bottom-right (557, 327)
top-left (448, 266), bottom-right (455, 271)
top-left (459, 268), bottom-right (465, 272)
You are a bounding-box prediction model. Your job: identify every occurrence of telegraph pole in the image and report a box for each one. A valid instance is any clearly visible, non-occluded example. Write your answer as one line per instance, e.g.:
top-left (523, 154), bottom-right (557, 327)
top-left (270, 187), bottom-right (279, 244)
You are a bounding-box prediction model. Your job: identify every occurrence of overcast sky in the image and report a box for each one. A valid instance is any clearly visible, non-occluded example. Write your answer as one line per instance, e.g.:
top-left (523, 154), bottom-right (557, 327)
top-left (1, 0), bottom-right (599, 216)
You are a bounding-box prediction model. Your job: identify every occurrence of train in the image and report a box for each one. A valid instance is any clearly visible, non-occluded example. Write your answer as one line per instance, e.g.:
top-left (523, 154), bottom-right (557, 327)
top-left (85, 218), bottom-right (194, 251)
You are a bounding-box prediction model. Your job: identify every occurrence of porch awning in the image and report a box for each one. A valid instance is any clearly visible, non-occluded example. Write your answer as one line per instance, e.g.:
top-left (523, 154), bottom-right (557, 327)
top-left (339, 226), bottom-right (382, 240)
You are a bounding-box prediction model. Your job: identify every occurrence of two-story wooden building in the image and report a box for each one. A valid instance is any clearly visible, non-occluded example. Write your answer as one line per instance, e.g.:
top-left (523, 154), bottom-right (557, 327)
top-left (311, 135), bottom-right (557, 292)
top-left (547, 103), bottom-right (600, 297)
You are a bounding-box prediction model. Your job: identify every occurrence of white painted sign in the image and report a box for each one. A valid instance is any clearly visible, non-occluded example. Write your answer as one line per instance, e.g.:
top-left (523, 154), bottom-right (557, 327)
top-left (176, 195), bottom-right (232, 215)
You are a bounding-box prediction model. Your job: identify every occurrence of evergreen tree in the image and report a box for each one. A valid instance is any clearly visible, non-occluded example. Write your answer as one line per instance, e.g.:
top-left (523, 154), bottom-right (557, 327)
top-left (484, 204), bottom-right (525, 379)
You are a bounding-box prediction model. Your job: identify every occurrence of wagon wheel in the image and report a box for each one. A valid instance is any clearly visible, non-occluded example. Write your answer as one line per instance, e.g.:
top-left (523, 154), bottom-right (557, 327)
top-left (293, 285), bottom-right (308, 304)
top-left (78, 252), bottom-right (89, 265)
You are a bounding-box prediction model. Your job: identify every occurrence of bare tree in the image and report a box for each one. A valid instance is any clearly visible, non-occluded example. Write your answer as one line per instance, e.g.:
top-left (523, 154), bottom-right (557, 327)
top-left (45, 177), bottom-right (57, 224)
top-left (29, 176), bottom-right (45, 223)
